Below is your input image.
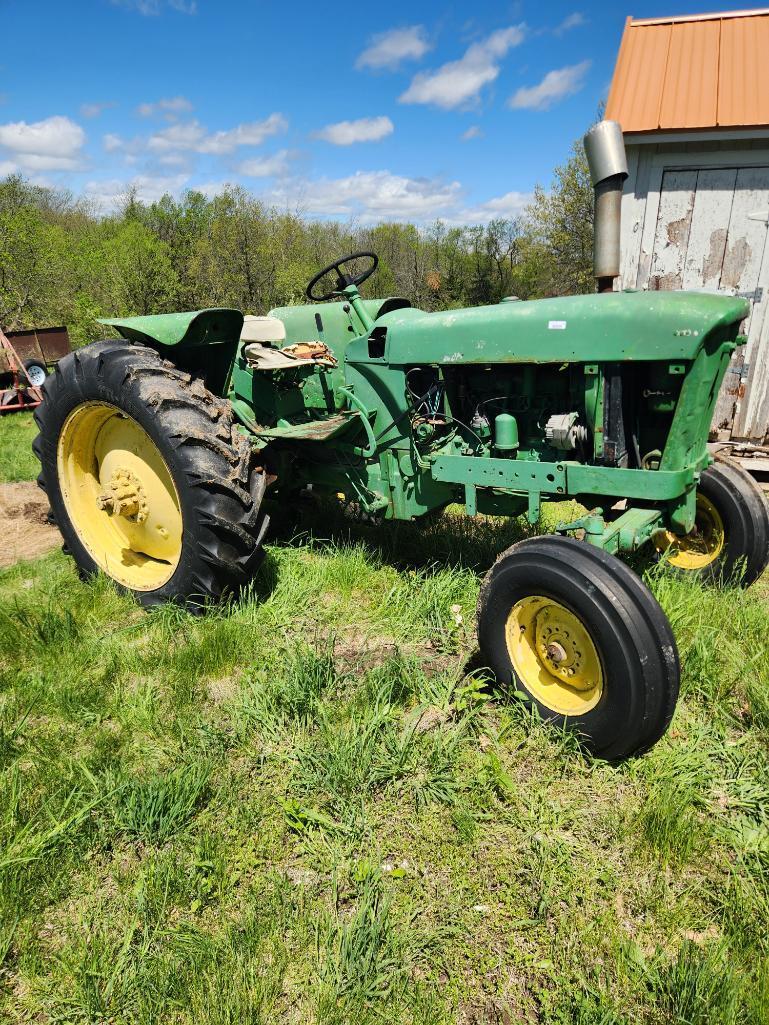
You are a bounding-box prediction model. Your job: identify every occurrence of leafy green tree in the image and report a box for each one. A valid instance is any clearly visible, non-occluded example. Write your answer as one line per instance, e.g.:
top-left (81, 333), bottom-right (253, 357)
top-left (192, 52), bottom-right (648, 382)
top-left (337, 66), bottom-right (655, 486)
top-left (188, 188), bottom-right (277, 310)
top-left (102, 220), bottom-right (181, 315)
top-left (0, 189), bottom-right (75, 329)
top-left (524, 140), bottom-right (594, 296)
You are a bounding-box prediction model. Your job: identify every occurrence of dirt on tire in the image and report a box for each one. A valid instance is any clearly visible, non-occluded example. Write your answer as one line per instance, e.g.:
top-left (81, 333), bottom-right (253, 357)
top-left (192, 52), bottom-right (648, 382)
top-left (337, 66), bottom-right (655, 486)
top-left (0, 482), bottom-right (60, 568)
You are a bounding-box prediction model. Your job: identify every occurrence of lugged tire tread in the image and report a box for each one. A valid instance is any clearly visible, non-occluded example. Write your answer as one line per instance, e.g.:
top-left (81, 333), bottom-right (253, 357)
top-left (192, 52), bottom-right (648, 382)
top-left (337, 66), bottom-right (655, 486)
top-left (674, 458), bottom-right (769, 587)
top-left (33, 340), bottom-right (269, 606)
top-left (712, 455), bottom-right (769, 583)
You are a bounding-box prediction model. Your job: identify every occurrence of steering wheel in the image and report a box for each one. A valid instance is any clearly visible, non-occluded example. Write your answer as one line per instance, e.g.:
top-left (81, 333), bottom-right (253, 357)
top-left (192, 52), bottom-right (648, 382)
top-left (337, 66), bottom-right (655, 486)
top-left (305, 251), bottom-right (379, 302)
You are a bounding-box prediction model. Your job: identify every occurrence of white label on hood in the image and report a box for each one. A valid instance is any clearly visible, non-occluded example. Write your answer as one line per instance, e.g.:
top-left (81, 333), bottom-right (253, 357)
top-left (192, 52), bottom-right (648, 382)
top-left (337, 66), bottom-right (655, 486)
top-left (548, 320), bottom-right (567, 330)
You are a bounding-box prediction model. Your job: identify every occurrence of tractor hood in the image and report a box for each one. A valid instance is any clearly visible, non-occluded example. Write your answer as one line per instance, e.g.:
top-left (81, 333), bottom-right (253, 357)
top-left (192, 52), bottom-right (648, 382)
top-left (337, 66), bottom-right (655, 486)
top-left (98, 308), bottom-right (243, 347)
top-left (376, 290), bottom-right (749, 364)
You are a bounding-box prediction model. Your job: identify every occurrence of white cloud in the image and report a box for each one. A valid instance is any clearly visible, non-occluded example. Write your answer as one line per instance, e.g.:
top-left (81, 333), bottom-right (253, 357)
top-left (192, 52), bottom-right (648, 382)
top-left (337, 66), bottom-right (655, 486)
top-left (356, 26), bottom-right (431, 70)
top-left (459, 190), bottom-right (532, 223)
top-left (80, 102), bottom-right (114, 118)
top-left (74, 163), bottom-right (532, 227)
top-left (194, 181), bottom-right (232, 198)
top-left (399, 25), bottom-right (525, 109)
top-left (13, 154), bottom-right (81, 172)
top-left (111, 0), bottom-right (196, 15)
top-left (461, 125), bottom-right (483, 141)
top-left (146, 120), bottom-right (206, 151)
top-left (0, 115), bottom-right (85, 171)
top-left (199, 114), bottom-right (288, 153)
top-left (137, 95), bottom-right (193, 118)
top-left (314, 116), bottom-right (393, 146)
top-left (95, 114), bottom-right (288, 170)
top-left (147, 113), bottom-right (287, 154)
top-left (157, 151), bottom-right (191, 167)
top-left (0, 160), bottom-right (17, 176)
top-left (0, 115), bottom-right (84, 157)
top-left (266, 169), bottom-right (462, 222)
top-left (554, 12), bottom-right (587, 34)
top-left (263, 170), bottom-right (533, 226)
top-left (84, 172), bottom-right (189, 211)
top-left (508, 60), bottom-right (591, 111)
top-left (236, 150), bottom-right (293, 177)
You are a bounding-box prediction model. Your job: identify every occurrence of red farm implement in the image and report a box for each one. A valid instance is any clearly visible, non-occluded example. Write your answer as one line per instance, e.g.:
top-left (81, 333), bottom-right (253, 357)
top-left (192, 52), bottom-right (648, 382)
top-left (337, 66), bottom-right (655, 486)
top-left (0, 325), bottom-right (71, 413)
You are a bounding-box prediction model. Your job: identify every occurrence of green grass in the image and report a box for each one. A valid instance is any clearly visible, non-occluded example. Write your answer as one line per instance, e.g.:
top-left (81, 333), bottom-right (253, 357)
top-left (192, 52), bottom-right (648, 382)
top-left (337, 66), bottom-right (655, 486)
top-left (0, 411), bottom-right (38, 483)
top-left (1, 417), bottom-right (768, 1022)
top-left (104, 760), bottom-right (212, 843)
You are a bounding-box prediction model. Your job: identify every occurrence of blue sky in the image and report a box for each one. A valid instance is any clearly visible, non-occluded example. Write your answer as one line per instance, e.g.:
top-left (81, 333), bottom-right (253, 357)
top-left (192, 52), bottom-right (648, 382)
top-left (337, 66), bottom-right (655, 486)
top-left (0, 0), bottom-right (754, 222)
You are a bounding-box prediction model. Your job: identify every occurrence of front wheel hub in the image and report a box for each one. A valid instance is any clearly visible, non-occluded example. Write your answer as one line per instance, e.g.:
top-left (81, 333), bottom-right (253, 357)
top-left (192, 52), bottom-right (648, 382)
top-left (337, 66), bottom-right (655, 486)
top-left (654, 493), bottom-right (725, 570)
top-left (506, 596), bottom-right (604, 715)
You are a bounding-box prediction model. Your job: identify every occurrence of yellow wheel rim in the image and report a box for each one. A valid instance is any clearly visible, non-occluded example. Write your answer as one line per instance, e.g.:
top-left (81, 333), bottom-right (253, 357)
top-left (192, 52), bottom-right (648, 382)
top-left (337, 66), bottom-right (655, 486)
top-left (57, 402), bottom-right (182, 591)
top-left (654, 493), bottom-right (725, 571)
top-left (505, 596), bottom-right (604, 715)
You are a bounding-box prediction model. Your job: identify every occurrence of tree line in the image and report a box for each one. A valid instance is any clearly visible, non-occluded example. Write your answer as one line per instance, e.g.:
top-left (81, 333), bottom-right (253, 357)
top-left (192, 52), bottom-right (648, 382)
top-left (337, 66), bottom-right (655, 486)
top-left (0, 142), bottom-right (592, 347)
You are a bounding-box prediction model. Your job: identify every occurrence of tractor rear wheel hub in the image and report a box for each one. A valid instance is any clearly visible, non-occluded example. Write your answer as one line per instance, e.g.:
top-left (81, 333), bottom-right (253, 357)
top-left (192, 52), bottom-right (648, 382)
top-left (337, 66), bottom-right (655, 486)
top-left (97, 468), bottom-right (148, 522)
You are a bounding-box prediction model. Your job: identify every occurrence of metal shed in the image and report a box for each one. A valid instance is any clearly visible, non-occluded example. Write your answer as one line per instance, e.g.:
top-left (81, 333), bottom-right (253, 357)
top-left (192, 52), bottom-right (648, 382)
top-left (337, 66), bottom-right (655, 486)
top-left (606, 7), bottom-right (769, 470)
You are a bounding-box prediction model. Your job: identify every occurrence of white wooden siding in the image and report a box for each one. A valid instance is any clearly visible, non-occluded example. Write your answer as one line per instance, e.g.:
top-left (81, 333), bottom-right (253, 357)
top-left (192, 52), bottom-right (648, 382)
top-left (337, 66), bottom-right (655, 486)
top-left (621, 140), bottom-right (769, 443)
top-left (648, 169), bottom-right (698, 290)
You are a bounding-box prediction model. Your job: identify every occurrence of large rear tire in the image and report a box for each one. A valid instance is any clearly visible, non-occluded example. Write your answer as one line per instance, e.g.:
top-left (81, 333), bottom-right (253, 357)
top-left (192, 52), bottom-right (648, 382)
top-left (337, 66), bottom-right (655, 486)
top-left (477, 536), bottom-right (680, 760)
top-left (33, 340), bottom-right (269, 608)
top-left (653, 458), bottom-right (769, 587)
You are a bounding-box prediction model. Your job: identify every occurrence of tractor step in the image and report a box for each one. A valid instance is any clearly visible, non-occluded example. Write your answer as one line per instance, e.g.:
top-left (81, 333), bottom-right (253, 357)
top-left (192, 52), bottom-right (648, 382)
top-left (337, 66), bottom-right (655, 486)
top-left (253, 411), bottom-right (358, 442)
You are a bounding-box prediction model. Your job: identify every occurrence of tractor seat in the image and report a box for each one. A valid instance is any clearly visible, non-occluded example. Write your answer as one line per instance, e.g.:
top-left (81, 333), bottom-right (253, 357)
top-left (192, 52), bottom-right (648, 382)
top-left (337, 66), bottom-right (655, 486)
top-left (241, 316), bottom-right (337, 370)
top-left (241, 316), bottom-right (298, 370)
top-left (241, 315), bottom-right (287, 344)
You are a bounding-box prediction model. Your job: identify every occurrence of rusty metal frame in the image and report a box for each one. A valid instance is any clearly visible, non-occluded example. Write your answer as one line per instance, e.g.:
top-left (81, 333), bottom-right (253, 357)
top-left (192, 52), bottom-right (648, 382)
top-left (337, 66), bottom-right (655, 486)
top-left (1, 325), bottom-right (71, 375)
top-left (0, 326), bottom-right (43, 412)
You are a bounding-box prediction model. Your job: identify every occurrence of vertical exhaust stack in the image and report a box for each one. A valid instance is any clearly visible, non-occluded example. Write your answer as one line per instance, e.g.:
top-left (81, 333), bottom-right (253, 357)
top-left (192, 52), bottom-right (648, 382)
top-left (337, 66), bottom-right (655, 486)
top-left (583, 120), bottom-right (628, 293)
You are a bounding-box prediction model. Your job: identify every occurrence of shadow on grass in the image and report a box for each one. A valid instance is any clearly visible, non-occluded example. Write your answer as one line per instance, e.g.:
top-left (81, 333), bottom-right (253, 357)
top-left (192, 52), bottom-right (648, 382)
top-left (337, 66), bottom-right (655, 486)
top-left (261, 495), bottom-right (663, 607)
top-left (264, 496), bottom-right (536, 576)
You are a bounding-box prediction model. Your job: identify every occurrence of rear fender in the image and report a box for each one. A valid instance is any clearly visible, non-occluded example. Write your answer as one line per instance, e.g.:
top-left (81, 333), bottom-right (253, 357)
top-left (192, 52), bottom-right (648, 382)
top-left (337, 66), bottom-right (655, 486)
top-left (98, 308), bottom-right (244, 348)
top-left (98, 309), bottom-right (244, 396)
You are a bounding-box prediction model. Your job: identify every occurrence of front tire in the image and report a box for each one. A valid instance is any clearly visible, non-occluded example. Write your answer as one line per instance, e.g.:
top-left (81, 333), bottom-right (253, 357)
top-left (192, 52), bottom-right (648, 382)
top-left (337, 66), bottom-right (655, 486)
top-left (33, 341), bottom-right (269, 608)
top-left (477, 536), bottom-right (680, 760)
top-left (654, 458), bottom-right (769, 587)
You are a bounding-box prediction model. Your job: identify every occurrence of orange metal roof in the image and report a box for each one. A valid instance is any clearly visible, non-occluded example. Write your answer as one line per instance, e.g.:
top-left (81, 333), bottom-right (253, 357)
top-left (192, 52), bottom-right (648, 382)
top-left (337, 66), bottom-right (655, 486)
top-left (606, 9), bottom-right (769, 132)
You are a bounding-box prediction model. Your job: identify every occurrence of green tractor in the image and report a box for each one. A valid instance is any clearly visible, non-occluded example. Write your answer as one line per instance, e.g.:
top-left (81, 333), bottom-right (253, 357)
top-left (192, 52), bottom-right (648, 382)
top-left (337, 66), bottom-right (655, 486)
top-left (33, 122), bottom-right (768, 760)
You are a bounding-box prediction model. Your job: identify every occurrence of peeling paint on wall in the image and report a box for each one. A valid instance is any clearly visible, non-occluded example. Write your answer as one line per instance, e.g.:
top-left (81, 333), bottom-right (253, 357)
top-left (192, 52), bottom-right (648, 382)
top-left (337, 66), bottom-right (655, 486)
top-left (625, 151), bottom-right (769, 442)
top-left (721, 236), bottom-right (752, 290)
top-left (667, 212), bottom-right (693, 246)
top-left (701, 227), bottom-right (729, 282)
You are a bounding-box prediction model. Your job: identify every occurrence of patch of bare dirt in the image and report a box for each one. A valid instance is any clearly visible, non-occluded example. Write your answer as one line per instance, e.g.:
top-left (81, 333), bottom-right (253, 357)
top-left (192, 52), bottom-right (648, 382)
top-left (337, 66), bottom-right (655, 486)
top-left (334, 629), bottom-right (399, 668)
top-left (207, 675), bottom-right (240, 704)
top-left (413, 705), bottom-right (452, 733)
top-left (0, 481), bottom-right (61, 568)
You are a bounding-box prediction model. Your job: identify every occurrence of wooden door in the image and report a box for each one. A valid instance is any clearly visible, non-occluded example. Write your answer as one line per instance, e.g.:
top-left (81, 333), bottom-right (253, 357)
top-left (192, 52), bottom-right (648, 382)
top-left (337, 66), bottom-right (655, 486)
top-left (647, 166), bottom-right (769, 441)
